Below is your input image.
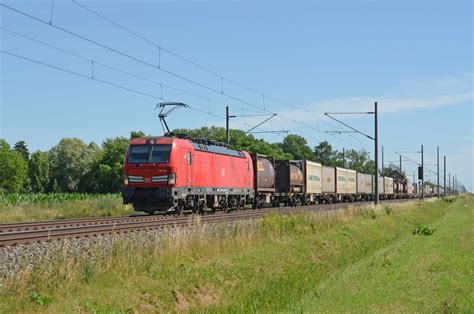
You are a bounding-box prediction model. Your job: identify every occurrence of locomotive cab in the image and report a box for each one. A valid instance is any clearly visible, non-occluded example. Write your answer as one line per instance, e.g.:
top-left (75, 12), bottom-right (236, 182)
top-left (122, 136), bottom-right (180, 213)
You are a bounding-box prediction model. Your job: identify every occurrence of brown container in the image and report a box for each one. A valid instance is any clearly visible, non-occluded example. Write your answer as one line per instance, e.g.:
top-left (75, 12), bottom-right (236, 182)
top-left (290, 163), bottom-right (304, 186)
top-left (275, 160), bottom-right (303, 193)
top-left (254, 154), bottom-right (275, 191)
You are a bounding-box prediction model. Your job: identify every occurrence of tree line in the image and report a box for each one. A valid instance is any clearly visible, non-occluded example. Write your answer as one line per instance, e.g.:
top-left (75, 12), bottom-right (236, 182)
top-left (1, 127), bottom-right (387, 194)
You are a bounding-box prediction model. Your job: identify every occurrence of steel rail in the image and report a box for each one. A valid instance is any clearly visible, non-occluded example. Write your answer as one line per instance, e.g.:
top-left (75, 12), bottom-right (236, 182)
top-left (0, 199), bottom-right (416, 247)
top-left (0, 211), bottom-right (230, 233)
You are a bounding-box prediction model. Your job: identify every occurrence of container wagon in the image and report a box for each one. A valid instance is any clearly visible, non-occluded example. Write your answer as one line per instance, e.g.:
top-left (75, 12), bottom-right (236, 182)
top-left (378, 176), bottom-right (385, 197)
top-left (275, 160), bottom-right (304, 206)
top-left (321, 166), bottom-right (336, 203)
top-left (384, 177), bottom-right (394, 199)
top-left (254, 154), bottom-right (276, 208)
top-left (357, 172), bottom-right (372, 201)
top-left (302, 160), bottom-right (322, 204)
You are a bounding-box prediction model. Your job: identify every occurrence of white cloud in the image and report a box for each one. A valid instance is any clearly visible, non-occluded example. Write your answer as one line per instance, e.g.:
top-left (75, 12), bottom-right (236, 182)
top-left (271, 73), bottom-right (473, 123)
top-left (286, 91), bottom-right (473, 118)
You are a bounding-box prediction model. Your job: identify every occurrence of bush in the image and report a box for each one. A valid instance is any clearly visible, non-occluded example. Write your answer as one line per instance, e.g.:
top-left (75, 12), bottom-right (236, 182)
top-left (412, 224), bottom-right (436, 236)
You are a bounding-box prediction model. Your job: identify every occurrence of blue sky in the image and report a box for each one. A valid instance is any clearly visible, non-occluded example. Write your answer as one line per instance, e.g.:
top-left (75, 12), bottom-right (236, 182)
top-left (1, 0), bottom-right (472, 191)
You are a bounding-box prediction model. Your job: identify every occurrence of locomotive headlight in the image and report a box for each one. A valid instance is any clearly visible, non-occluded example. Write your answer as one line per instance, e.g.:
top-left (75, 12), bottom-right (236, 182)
top-left (168, 173), bottom-right (176, 185)
top-left (123, 175), bottom-right (129, 186)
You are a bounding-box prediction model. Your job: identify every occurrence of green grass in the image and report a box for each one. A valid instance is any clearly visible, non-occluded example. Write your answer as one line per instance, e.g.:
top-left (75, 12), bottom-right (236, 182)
top-left (0, 193), bottom-right (133, 223)
top-left (0, 196), bottom-right (472, 313)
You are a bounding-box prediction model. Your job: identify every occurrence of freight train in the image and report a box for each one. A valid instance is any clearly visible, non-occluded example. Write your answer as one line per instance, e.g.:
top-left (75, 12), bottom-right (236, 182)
top-left (122, 134), bottom-right (419, 214)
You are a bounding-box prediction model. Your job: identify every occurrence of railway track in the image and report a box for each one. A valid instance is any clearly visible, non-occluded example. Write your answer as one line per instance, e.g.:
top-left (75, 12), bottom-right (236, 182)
top-left (0, 199), bottom-right (416, 247)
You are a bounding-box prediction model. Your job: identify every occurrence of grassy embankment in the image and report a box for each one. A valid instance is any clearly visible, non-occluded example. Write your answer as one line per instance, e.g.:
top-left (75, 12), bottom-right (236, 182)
top-left (0, 193), bottom-right (133, 223)
top-left (0, 195), bottom-right (472, 312)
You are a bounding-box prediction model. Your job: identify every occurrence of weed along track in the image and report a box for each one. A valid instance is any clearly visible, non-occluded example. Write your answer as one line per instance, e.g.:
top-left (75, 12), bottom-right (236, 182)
top-left (1, 196), bottom-right (469, 312)
top-left (0, 199), bottom-right (413, 247)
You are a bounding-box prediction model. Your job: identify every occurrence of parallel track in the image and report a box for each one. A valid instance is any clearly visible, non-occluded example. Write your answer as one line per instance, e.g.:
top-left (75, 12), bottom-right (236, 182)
top-left (0, 199), bottom-right (416, 247)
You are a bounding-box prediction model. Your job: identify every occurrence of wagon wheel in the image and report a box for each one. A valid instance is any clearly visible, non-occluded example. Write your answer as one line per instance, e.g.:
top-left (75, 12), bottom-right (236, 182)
top-left (192, 202), bottom-right (199, 214)
top-left (176, 200), bottom-right (186, 216)
top-left (239, 198), bottom-right (246, 210)
top-left (198, 199), bottom-right (207, 214)
top-left (272, 199), bottom-right (279, 208)
top-left (228, 198), bottom-right (238, 212)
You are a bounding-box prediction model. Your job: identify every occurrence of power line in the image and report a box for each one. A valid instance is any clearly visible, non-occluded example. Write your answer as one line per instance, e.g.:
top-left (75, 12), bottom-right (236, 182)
top-left (1, 50), bottom-right (161, 99)
top-left (70, 0), bottom-right (372, 151)
top-left (0, 25), bottom-right (329, 148)
top-left (1, 2), bottom-right (367, 152)
top-left (0, 3), bottom-right (271, 114)
top-left (0, 49), bottom-right (270, 133)
top-left (53, 1), bottom-right (367, 151)
top-left (71, 0), bottom-right (327, 118)
top-left (0, 26), bottom-right (259, 115)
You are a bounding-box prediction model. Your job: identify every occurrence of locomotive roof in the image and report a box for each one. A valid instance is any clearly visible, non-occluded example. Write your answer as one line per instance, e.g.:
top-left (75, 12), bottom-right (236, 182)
top-left (129, 136), bottom-right (246, 158)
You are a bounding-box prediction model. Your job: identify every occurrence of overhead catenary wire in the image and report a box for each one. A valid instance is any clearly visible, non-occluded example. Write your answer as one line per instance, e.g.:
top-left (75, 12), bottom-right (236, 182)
top-left (0, 26), bottom-right (261, 115)
top-left (71, 0), bottom-right (327, 116)
top-left (0, 24), bottom-right (324, 146)
top-left (0, 50), bottom-right (271, 133)
top-left (0, 3), bottom-right (271, 114)
top-left (393, 151), bottom-right (445, 182)
top-left (70, 0), bottom-right (373, 151)
top-left (1, 2), bottom-right (366, 152)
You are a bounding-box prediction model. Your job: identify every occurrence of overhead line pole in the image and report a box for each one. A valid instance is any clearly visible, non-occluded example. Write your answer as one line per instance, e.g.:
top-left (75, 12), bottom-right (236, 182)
top-left (226, 106), bottom-right (230, 145)
top-left (421, 144), bottom-right (424, 201)
top-left (382, 145), bottom-right (384, 175)
top-left (225, 107), bottom-right (286, 143)
top-left (343, 148), bottom-right (345, 168)
top-left (437, 146), bottom-right (440, 198)
top-left (374, 102), bottom-right (379, 205)
top-left (454, 175), bottom-right (457, 194)
top-left (448, 173), bottom-right (451, 196)
top-left (444, 155), bottom-right (446, 197)
top-left (324, 102), bottom-right (378, 205)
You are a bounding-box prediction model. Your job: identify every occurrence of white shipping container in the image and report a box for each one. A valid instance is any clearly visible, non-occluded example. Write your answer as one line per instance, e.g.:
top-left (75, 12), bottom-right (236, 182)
top-left (305, 161), bottom-right (322, 194)
top-left (336, 167), bottom-right (348, 194)
top-left (357, 173), bottom-right (372, 194)
top-left (347, 170), bottom-right (357, 194)
top-left (378, 177), bottom-right (385, 194)
top-left (384, 177), bottom-right (394, 195)
top-left (322, 166), bottom-right (336, 193)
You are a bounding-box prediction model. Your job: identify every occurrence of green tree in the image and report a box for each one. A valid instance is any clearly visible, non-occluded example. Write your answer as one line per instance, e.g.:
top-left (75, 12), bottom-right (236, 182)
top-left (28, 151), bottom-right (50, 193)
top-left (0, 139), bottom-right (28, 193)
top-left (0, 139), bottom-right (9, 150)
top-left (81, 137), bottom-right (129, 193)
top-left (313, 141), bottom-right (342, 166)
top-left (345, 149), bottom-right (371, 172)
top-left (48, 138), bottom-right (100, 192)
top-left (362, 159), bottom-right (376, 175)
top-left (13, 140), bottom-right (29, 161)
top-left (173, 126), bottom-right (291, 159)
top-left (279, 134), bottom-right (313, 160)
top-left (130, 130), bottom-right (145, 140)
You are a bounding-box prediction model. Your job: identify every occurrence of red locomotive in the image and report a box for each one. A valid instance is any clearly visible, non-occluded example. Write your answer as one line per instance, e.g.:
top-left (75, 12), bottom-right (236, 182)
top-left (122, 135), bottom-right (256, 214)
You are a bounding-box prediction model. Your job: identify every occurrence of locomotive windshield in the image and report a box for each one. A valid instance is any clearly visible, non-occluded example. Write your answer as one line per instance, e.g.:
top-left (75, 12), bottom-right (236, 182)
top-left (128, 144), bottom-right (171, 164)
top-left (150, 144), bottom-right (171, 163)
